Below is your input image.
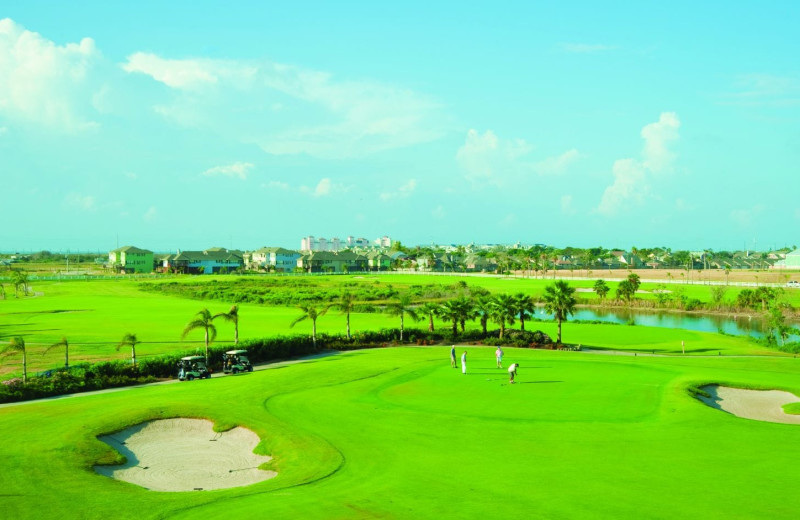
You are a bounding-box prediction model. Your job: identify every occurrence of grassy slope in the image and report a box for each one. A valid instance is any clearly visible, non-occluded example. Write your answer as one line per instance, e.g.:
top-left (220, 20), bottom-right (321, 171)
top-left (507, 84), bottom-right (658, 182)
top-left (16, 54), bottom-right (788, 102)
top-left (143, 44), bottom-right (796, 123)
top-left (1, 347), bottom-right (799, 519)
top-left (1, 275), bottom-right (795, 377)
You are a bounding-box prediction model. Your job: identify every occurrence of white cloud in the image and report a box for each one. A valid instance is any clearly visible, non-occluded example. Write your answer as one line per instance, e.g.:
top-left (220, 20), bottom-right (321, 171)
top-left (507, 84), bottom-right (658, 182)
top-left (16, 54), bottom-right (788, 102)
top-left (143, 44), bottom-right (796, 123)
top-left (457, 129), bottom-right (580, 186)
top-left (534, 149), bottom-right (580, 175)
top-left (641, 112), bottom-right (680, 173)
top-left (143, 206), bottom-right (157, 222)
top-left (721, 74), bottom-right (800, 107)
top-left (561, 43), bottom-right (618, 53)
top-left (560, 194), bottom-right (576, 215)
top-left (0, 18), bottom-right (101, 131)
top-left (432, 205), bottom-right (445, 219)
top-left (596, 113), bottom-right (680, 216)
top-left (0, 126), bottom-right (7, 136)
top-left (730, 205), bottom-right (765, 228)
top-left (313, 178), bottom-right (332, 197)
top-left (63, 192), bottom-right (96, 211)
top-left (202, 161), bottom-right (253, 180)
top-left (380, 179), bottom-right (417, 200)
top-left (121, 53), bottom-right (444, 159)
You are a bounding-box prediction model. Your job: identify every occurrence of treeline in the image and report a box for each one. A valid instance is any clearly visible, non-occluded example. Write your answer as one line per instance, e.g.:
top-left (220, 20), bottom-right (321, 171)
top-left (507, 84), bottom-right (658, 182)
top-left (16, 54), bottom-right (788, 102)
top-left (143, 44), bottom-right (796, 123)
top-left (138, 278), bottom-right (474, 307)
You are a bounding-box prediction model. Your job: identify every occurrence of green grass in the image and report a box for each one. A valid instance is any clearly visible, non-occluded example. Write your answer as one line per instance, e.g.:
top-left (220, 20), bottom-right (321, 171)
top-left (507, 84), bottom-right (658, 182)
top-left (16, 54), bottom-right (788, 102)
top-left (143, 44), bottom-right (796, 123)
top-left (1, 275), bottom-right (794, 378)
top-left (1, 347), bottom-right (799, 519)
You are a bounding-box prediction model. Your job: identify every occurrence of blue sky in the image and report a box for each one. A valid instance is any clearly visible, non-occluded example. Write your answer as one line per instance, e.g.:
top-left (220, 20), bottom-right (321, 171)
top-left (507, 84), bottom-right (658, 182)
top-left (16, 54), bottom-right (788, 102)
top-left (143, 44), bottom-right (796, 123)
top-left (1, 1), bottom-right (798, 253)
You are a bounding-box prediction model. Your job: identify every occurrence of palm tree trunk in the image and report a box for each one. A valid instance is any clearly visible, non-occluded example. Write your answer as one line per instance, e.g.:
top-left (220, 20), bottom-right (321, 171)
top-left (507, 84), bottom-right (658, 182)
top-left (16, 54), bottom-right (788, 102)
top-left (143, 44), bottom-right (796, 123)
top-left (520, 315), bottom-right (525, 332)
top-left (428, 314), bottom-right (434, 332)
top-left (346, 312), bottom-right (351, 339)
top-left (312, 318), bottom-right (317, 348)
top-left (204, 328), bottom-right (210, 362)
top-left (234, 322), bottom-right (239, 345)
top-left (65, 345), bottom-right (69, 369)
top-left (400, 314), bottom-right (404, 341)
top-left (23, 351), bottom-right (27, 383)
top-left (500, 322), bottom-right (505, 339)
top-left (132, 345), bottom-right (137, 367)
top-left (557, 319), bottom-right (562, 344)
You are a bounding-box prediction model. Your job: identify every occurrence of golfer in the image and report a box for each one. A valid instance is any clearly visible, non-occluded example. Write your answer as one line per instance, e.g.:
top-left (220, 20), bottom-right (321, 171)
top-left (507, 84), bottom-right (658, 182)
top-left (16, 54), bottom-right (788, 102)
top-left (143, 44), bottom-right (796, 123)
top-left (508, 362), bottom-right (519, 384)
top-left (495, 346), bottom-right (504, 368)
top-left (450, 345), bottom-right (457, 368)
top-left (461, 350), bottom-right (467, 374)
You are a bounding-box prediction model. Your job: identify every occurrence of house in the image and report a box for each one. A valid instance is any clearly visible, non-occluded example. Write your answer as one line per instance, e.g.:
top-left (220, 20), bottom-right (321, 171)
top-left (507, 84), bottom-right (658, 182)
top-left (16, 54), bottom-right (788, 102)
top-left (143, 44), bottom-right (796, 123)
top-left (245, 247), bottom-right (301, 272)
top-left (108, 246), bottom-right (154, 273)
top-left (164, 248), bottom-right (243, 274)
top-left (464, 254), bottom-right (496, 272)
top-left (297, 251), bottom-right (367, 273)
top-left (366, 251), bottom-right (392, 271)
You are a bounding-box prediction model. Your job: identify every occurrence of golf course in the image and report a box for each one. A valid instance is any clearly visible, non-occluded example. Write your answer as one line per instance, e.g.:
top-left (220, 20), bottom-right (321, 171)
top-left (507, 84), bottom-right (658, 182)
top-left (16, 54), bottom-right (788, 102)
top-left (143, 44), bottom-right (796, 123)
top-left (2, 274), bottom-right (800, 518)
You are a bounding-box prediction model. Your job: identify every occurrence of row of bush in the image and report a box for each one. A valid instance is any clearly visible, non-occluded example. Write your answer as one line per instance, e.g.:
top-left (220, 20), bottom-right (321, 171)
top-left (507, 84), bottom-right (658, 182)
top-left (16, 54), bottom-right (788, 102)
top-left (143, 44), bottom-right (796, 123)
top-left (0, 327), bottom-right (554, 404)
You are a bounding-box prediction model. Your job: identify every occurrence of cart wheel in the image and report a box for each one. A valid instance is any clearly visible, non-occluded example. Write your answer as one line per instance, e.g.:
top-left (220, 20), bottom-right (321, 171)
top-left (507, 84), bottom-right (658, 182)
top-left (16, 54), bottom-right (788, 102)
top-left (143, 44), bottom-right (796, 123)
top-left (187, 374), bottom-right (195, 381)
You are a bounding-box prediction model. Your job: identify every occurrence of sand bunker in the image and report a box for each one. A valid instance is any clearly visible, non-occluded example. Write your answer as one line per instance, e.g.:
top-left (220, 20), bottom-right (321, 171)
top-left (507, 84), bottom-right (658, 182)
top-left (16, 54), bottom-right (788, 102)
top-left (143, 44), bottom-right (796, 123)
top-left (94, 418), bottom-right (276, 491)
top-left (698, 385), bottom-right (800, 425)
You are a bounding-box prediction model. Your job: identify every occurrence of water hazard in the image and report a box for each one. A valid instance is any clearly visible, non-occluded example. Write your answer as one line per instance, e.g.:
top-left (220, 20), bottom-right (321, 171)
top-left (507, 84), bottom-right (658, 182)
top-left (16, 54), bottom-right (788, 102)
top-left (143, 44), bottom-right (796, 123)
top-left (533, 306), bottom-right (799, 341)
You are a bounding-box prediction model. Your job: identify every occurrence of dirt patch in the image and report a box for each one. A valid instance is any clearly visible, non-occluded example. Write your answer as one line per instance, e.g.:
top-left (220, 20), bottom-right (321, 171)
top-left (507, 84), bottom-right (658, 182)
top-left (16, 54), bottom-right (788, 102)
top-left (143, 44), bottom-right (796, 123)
top-left (94, 418), bottom-right (276, 491)
top-left (697, 385), bottom-right (800, 424)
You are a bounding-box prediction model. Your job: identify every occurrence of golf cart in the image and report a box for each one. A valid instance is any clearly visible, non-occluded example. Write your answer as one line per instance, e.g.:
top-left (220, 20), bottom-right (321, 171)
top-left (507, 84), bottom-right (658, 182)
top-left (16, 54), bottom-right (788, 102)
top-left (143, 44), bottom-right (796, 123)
top-left (223, 349), bottom-right (253, 374)
top-left (178, 355), bottom-right (211, 381)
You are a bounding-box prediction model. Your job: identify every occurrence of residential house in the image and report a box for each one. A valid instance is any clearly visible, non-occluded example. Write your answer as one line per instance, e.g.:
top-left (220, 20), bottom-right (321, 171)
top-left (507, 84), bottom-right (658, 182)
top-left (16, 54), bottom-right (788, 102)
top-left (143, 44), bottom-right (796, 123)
top-left (164, 248), bottom-right (243, 274)
top-left (366, 251), bottom-right (392, 271)
top-left (245, 247), bottom-right (301, 272)
top-left (297, 251), bottom-right (368, 273)
top-left (108, 246), bottom-right (154, 273)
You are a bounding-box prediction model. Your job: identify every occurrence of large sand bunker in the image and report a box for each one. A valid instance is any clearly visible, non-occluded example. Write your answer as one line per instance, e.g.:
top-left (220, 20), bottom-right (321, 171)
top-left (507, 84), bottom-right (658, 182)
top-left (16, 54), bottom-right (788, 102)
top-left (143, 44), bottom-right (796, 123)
top-left (94, 418), bottom-right (276, 491)
top-left (697, 385), bottom-right (800, 425)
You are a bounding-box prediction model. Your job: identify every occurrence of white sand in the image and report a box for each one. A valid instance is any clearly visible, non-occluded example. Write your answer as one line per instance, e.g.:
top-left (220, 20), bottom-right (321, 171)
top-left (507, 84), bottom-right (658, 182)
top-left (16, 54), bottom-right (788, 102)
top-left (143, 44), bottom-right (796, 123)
top-left (94, 418), bottom-right (276, 491)
top-left (698, 385), bottom-right (800, 425)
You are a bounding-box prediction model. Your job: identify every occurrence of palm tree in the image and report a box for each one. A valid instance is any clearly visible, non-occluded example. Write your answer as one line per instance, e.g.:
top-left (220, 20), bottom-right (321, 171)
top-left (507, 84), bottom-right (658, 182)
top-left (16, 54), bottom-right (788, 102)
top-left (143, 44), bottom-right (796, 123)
top-left (213, 305), bottom-right (240, 345)
top-left (385, 295), bottom-right (418, 342)
top-left (437, 299), bottom-right (461, 336)
top-left (542, 280), bottom-right (577, 344)
top-left (290, 304), bottom-right (328, 348)
top-left (45, 336), bottom-right (70, 369)
top-left (1, 336), bottom-right (28, 383)
top-left (0, 283), bottom-right (5, 300)
top-left (116, 333), bottom-right (141, 367)
top-left (417, 302), bottom-right (441, 332)
top-left (593, 279), bottom-right (609, 302)
top-left (331, 292), bottom-right (357, 339)
top-left (11, 270), bottom-right (29, 298)
top-left (512, 293), bottom-right (536, 332)
top-left (489, 294), bottom-right (516, 339)
top-left (182, 309), bottom-right (217, 362)
top-left (473, 295), bottom-right (493, 335)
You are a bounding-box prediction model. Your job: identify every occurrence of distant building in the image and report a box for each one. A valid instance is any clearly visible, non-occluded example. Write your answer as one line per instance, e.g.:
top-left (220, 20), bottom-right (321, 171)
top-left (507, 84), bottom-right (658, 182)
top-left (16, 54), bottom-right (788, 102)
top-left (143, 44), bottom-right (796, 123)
top-left (108, 246), bottom-right (153, 273)
top-left (245, 247), bottom-right (301, 272)
top-left (162, 248), bottom-right (243, 274)
top-left (301, 235), bottom-right (390, 251)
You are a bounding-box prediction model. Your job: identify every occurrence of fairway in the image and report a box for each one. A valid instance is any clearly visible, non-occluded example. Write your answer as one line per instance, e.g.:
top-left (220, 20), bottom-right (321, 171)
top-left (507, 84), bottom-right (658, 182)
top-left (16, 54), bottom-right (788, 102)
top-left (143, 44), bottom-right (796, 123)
top-left (1, 347), bottom-right (799, 519)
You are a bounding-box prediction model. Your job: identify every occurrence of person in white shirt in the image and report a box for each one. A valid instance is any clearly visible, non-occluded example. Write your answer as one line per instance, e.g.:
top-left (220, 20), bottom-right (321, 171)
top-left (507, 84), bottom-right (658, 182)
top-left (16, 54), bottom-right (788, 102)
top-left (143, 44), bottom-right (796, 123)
top-left (508, 363), bottom-right (519, 383)
top-left (461, 351), bottom-right (467, 374)
top-left (495, 346), bottom-right (503, 368)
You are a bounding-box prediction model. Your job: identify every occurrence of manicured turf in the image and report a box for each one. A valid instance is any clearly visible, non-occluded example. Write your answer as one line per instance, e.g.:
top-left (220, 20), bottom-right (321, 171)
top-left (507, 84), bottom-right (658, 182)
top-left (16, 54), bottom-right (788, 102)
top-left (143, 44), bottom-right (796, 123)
top-left (0, 275), bottom-right (791, 378)
top-left (1, 346), bottom-right (799, 519)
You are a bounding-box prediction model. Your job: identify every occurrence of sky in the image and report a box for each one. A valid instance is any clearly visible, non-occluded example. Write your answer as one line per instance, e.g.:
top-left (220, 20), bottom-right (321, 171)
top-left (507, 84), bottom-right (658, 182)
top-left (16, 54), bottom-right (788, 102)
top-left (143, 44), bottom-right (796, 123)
top-left (1, 1), bottom-right (799, 253)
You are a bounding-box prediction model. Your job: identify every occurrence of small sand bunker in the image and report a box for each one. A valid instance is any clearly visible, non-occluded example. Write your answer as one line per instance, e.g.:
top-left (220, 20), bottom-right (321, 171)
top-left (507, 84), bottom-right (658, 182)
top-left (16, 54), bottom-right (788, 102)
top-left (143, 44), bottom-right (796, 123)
top-left (94, 418), bottom-right (276, 491)
top-left (698, 385), bottom-right (800, 425)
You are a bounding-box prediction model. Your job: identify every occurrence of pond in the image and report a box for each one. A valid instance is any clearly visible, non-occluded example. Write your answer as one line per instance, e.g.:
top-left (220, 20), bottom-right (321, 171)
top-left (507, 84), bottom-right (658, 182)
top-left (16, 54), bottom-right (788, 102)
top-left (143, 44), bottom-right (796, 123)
top-left (533, 306), bottom-right (799, 341)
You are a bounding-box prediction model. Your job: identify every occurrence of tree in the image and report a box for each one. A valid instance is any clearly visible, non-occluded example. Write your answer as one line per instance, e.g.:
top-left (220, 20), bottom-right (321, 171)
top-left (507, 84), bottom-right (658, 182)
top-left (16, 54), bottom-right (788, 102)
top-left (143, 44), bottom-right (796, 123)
top-left (45, 336), bottom-right (70, 369)
top-left (417, 302), bottom-right (441, 332)
top-left (116, 333), bottom-right (141, 367)
top-left (290, 304), bottom-right (328, 348)
top-left (512, 293), bottom-right (536, 332)
top-left (709, 286), bottom-right (728, 310)
top-left (213, 305), bottom-right (240, 345)
top-left (489, 294), bottom-right (516, 339)
top-left (0, 283), bottom-right (5, 300)
top-left (437, 299), bottom-right (461, 336)
top-left (1, 336), bottom-right (28, 383)
top-left (385, 295), bottom-right (418, 342)
top-left (593, 279), bottom-right (609, 302)
top-left (542, 280), bottom-right (577, 344)
top-left (11, 269), bottom-right (29, 298)
top-left (331, 292), bottom-right (357, 339)
top-left (627, 272), bottom-right (641, 294)
top-left (616, 279), bottom-right (635, 303)
top-left (182, 308), bottom-right (217, 362)
top-left (472, 295), bottom-right (493, 335)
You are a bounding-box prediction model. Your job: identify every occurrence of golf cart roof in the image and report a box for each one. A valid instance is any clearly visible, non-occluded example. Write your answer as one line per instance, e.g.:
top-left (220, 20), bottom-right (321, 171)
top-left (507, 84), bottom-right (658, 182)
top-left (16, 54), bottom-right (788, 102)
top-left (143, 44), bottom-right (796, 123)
top-left (225, 350), bottom-right (248, 355)
top-left (181, 355), bottom-right (206, 361)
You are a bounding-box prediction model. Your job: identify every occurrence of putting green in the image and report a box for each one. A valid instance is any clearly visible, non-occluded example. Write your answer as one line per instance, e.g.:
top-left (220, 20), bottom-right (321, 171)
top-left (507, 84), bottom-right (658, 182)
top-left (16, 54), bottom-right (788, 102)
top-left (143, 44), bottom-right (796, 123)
top-left (2, 346), bottom-right (800, 519)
